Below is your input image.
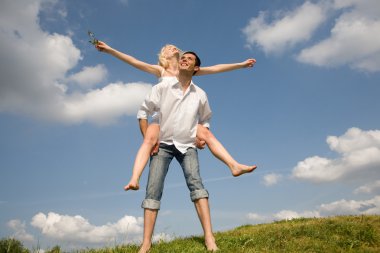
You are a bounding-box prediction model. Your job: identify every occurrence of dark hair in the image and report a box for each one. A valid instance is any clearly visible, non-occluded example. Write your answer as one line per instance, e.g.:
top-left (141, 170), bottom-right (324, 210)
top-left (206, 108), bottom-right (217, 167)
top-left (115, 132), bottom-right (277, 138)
top-left (182, 51), bottom-right (201, 67)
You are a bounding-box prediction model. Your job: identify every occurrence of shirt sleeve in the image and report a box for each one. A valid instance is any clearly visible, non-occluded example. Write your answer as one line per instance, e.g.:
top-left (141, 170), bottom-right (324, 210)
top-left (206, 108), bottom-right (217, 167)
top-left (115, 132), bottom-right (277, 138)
top-left (137, 85), bottom-right (161, 119)
top-left (198, 91), bottom-right (212, 129)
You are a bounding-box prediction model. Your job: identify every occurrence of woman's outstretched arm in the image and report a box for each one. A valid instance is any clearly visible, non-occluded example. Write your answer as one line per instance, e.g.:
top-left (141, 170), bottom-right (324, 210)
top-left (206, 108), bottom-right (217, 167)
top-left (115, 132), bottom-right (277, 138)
top-left (196, 58), bottom-right (256, 76)
top-left (96, 41), bottom-right (163, 77)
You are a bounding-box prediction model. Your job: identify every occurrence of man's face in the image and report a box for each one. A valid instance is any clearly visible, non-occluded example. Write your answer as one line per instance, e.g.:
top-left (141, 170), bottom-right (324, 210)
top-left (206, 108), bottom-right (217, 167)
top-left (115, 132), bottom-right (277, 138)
top-left (179, 53), bottom-right (199, 73)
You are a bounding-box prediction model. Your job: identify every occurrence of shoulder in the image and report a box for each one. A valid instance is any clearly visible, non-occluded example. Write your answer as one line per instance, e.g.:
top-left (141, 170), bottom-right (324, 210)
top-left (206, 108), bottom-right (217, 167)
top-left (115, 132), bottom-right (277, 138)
top-left (191, 82), bottom-right (208, 102)
top-left (155, 76), bottom-right (178, 90)
top-left (192, 82), bottom-right (207, 96)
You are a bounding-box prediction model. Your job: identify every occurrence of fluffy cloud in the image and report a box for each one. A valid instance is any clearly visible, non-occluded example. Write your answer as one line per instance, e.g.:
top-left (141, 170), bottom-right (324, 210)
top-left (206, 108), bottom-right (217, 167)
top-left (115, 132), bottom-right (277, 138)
top-left (263, 173), bottom-right (282, 186)
top-left (297, 0), bottom-right (380, 72)
top-left (292, 127), bottom-right (380, 183)
top-left (61, 82), bottom-right (151, 125)
top-left (0, 0), bottom-right (152, 125)
top-left (243, 0), bottom-right (380, 72)
top-left (30, 212), bottom-right (143, 245)
top-left (274, 210), bottom-right (320, 221)
top-left (242, 1), bottom-right (326, 54)
top-left (354, 180), bottom-right (380, 194)
top-left (246, 213), bottom-right (266, 222)
top-left (319, 196), bottom-right (380, 216)
top-left (7, 212), bottom-right (172, 250)
top-left (68, 64), bottom-right (108, 88)
top-left (7, 220), bottom-right (34, 242)
top-left (247, 195), bottom-right (380, 223)
top-left (152, 233), bottom-right (174, 243)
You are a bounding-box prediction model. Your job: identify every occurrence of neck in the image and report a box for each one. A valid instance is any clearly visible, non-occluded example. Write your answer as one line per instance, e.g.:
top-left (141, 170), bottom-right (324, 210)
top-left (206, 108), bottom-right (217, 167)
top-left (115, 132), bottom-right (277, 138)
top-left (166, 56), bottom-right (179, 73)
top-left (177, 70), bottom-right (193, 91)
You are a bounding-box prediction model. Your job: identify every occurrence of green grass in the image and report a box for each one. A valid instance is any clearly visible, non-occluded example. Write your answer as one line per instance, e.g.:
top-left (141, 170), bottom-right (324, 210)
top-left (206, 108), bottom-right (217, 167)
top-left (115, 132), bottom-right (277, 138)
top-left (2, 215), bottom-right (380, 253)
top-left (79, 215), bottom-right (380, 253)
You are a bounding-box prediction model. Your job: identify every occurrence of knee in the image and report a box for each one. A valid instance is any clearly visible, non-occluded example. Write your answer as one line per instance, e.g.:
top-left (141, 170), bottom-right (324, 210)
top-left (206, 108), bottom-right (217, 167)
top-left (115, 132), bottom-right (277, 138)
top-left (190, 189), bottom-right (209, 202)
top-left (143, 134), bottom-right (158, 146)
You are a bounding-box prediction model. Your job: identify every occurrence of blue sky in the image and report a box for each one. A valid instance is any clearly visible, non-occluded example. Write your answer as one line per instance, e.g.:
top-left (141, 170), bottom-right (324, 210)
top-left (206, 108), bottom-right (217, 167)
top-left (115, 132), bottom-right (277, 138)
top-left (1, 0), bottom-right (380, 250)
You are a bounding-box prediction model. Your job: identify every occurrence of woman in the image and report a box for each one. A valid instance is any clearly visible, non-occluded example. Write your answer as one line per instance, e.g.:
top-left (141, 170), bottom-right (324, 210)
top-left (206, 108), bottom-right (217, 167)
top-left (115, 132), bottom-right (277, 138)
top-left (96, 42), bottom-right (257, 191)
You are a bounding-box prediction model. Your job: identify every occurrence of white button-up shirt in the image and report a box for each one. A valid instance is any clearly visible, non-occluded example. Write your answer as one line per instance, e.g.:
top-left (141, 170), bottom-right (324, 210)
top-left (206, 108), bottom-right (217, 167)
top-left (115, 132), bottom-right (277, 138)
top-left (137, 77), bottom-right (212, 153)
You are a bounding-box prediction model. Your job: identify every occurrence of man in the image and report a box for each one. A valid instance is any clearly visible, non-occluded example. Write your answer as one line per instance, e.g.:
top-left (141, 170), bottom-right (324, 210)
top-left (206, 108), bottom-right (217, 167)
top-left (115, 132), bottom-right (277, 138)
top-left (135, 51), bottom-right (218, 252)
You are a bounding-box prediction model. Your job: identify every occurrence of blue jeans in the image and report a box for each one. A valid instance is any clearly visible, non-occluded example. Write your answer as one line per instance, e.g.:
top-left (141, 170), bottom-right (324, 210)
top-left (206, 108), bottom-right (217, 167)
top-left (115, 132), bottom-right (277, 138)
top-left (141, 144), bottom-right (209, 210)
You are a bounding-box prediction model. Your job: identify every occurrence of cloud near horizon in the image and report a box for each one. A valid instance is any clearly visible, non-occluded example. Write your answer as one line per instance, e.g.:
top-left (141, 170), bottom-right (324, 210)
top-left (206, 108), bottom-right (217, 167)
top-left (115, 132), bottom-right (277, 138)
top-left (247, 195), bottom-right (380, 223)
top-left (30, 212), bottom-right (143, 245)
top-left (8, 212), bottom-right (173, 250)
top-left (243, 0), bottom-right (380, 72)
top-left (10, 198), bottom-right (378, 248)
top-left (0, 0), bottom-right (152, 125)
top-left (292, 127), bottom-right (380, 183)
top-left (7, 220), bottom-right (34, 242)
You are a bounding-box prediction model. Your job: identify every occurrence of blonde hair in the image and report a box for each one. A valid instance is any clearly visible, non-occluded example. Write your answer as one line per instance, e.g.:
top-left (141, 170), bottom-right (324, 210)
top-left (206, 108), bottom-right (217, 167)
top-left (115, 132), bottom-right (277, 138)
top-left (157, 44), bottom-right (183, 69)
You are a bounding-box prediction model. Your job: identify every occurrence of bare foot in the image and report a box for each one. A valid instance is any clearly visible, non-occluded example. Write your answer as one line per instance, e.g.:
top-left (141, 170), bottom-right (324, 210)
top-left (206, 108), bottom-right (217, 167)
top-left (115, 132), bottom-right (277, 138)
top-left (205, 236), bottom-right (218, 252)
top-left (124, 180), bottom-right (139, 191)
top-left (138, 242), bottom-right (151, 253)
top-left (231, 164), bottom-right (257, 177)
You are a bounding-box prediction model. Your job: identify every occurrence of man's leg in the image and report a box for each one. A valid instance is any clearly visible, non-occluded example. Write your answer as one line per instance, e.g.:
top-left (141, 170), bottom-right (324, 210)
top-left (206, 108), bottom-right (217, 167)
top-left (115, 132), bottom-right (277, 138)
top-left (139, 208), bottom-right (158, 253)
top-left (177, 147), bottom-right (218, 251)
top-left (194, 198), bottom-right (218, 251)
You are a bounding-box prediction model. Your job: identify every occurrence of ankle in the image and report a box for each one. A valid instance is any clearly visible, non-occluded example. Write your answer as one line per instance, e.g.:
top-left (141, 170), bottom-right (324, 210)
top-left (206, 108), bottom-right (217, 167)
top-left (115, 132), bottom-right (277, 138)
top-left (139, 241), bottom-right (151, 253)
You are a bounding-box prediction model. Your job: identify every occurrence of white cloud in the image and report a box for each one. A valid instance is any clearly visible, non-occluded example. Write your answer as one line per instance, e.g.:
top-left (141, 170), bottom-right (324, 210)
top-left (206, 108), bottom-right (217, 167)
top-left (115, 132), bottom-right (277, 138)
top-left (152, 233), bottom-right (173, 243)
top-left (7, 219), bottom-right (35, 242)
top-left (354, 180), bottom-right (380, 194)
top-left (30, 212), bottom-right (143, 245)
top-left (61, 82), bottom-right (151, 125)
top-left (319, 196), bottom-right (380, 215)
top-left (247, 195), bottom-right (380, 223)
top-left (0, 0), bottom-right (152, 125)
top-left (327, 127), bottom-right (380, 153)
top-left (246, 212), bottom-right (266, 222)
top-left (292, 127), bottom-right (380, 183)
top-left (68, 64), bottom-right (108, 88)
top-left (242, 1), bottom-right (326, 54)
top-left (243, 0), bottom-right (380, 72)
top-left (297, 0), bottom-right (380, 72)
top-left (274, 210), bottom-right (320, 221)
top-left (263, 173), bottom-right (282, 186)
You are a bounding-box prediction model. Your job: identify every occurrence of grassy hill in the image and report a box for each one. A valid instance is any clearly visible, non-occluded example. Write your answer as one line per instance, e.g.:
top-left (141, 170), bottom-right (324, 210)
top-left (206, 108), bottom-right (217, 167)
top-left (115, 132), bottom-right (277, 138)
top-left (2, 215), bottom-right (380, 252)
top-left (81, 215), bottom-right (380, 253)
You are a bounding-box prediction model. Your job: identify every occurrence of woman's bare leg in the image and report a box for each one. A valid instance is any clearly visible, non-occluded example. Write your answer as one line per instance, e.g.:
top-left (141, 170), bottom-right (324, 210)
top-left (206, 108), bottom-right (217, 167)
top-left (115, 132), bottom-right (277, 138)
top-left (124, 123), bottom-right (160, 191)
top-left (197, 124), bottom-right (256, 177)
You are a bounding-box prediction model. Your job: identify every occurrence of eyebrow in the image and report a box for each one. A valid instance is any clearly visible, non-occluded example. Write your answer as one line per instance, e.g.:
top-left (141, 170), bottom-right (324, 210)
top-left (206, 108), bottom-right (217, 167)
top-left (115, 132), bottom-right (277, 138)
top-left (181, 55), bottom-right (195, 59)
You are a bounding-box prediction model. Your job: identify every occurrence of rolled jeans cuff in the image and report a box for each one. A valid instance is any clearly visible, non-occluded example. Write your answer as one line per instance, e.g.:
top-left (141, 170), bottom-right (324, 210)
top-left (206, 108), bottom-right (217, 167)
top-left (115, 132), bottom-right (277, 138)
top-left (190, 189), bottom-right (209, 202)
top-left (141, 199), bottom-right (161, 210)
